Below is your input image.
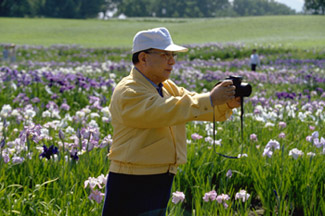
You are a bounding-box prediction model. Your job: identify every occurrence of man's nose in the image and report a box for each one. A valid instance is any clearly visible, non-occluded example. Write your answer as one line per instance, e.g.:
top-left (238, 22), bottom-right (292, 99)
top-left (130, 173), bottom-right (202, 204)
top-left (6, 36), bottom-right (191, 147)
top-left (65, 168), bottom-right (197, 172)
top-left (168, 56), bottom-right (176, 65)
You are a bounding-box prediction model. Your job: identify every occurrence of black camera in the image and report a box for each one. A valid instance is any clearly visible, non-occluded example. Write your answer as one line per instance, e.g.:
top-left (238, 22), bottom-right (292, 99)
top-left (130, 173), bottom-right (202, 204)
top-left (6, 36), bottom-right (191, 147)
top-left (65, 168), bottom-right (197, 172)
top-left (226, 75), bottom-right (252, 97)
top-left (212, 76), bottom-right (252, 159)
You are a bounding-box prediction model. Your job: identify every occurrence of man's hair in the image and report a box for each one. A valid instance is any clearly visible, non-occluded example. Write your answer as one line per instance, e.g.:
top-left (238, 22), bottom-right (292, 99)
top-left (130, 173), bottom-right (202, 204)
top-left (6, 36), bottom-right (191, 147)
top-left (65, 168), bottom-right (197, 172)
top-left (132, 48), bottom-right (153, 65)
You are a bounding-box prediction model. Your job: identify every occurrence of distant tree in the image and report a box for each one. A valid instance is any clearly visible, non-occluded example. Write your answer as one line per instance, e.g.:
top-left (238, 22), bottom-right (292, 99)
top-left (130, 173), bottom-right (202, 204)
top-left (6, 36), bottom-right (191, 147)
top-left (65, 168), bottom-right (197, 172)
top-left (151, 0), bottom-right (182, 17)
top-left (0, 0), bottom-right (106, 18)
top-left (137, 0), bottom-right (230, 18)
top-left (41, 0), bottom-right (63, 17)
top-left (0, 0), bottom-right (12, 16)
top-left (232, 0), bottom-right (295, 16)
top-left (27, 0), bottom-right (44, 17)
top-left (201, 0), bottom-right (231, 17)
top-left (304, 0), bottom-right (325, 14)
top-left (115, 0), bottom-right (153, 17)
top-left (61, 0), bottom-right (78, 18)
top-left (99, 0), bottom-right (120, 18)
top-left (78, 0), bottom-right (106, 18)
top-left (0, 0), bottom-right (32, 17)
top-left (171, 0), bottom-right (203, 17)
top-left (39, 0), bottom-right (106, 18)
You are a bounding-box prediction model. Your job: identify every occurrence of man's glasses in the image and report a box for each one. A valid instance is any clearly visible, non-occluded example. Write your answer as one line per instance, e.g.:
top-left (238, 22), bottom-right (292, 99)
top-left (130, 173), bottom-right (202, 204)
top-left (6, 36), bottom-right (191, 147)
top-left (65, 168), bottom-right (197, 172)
top-left (145, 51), bottom-right (177, 61)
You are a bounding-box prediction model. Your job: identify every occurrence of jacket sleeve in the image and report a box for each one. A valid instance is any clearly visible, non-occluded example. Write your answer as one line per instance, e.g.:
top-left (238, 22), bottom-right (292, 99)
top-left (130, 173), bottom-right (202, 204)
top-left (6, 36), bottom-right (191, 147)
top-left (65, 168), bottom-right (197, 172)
top-left (111, 83), bottom-right (232, 129)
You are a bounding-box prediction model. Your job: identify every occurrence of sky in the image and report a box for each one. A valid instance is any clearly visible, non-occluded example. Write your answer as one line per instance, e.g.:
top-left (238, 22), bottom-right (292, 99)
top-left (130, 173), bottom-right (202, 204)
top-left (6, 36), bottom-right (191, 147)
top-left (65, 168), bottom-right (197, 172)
top-left (274, 0), bottom-right (304, 12)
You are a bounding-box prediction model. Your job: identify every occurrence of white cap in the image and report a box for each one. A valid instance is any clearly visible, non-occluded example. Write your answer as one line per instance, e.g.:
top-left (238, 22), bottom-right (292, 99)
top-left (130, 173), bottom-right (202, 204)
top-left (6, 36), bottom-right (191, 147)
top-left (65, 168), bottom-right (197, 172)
top-left (132, 27), bottom-right (188, 54)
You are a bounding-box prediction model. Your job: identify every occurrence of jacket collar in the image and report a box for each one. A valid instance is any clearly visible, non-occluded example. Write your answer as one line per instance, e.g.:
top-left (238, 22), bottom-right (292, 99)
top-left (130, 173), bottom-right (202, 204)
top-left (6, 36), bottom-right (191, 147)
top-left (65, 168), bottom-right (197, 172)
top-left (130, 67), bottom-right (168, 97)
top-left (131, 67), bottom-right (161, 89)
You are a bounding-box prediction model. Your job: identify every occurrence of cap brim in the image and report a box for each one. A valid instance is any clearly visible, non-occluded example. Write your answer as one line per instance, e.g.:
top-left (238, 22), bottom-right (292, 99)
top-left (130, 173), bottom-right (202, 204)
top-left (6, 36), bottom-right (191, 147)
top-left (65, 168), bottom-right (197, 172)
top-left (155, 43), bottom-right (188, 53)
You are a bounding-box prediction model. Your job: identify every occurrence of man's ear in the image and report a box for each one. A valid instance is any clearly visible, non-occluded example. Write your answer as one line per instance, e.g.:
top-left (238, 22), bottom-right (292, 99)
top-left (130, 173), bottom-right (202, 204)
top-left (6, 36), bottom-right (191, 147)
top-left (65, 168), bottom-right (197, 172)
top-left (138, 52), bottom-right (147, 64)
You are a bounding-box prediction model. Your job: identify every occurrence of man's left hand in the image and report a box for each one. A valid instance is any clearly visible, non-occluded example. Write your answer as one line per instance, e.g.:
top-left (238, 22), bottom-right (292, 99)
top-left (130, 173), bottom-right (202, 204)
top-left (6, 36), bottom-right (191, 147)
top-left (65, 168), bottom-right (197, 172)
top-left (227, 97), bottom-right (241, 109)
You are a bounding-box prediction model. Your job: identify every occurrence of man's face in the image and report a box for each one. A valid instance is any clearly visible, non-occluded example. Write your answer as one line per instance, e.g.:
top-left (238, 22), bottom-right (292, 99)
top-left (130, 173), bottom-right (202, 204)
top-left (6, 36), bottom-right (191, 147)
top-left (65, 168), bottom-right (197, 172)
top-left (143, 49), bottom-right (177, 84)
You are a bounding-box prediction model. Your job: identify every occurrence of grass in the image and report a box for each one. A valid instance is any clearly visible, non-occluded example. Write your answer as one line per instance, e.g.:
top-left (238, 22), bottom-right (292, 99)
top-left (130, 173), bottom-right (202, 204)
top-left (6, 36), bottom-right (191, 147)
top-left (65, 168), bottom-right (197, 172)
top-left (0, 44), bottom-right (325, 215)
top-left (0, 16), bottom-right (325, 49)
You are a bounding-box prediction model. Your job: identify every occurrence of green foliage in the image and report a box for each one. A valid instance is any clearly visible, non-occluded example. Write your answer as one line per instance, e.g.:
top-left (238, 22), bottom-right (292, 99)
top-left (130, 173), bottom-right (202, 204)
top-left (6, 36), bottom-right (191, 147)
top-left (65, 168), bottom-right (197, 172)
top-left (0, 0), bottom-right (105, 18)
top-left (304, 0), bottom-right (325, 14)
top-left (184, 44), bottom-right (325, 61)
top-left (232, 0), bottom-right (295, 16)
top-left (168, 117), bottom-right (325, 215)
top-left (115, 0), bottom-right (153, 17)
top-left (0, 146), bottom-right (109, 215)
top-left (104, 0), bottom-right (295, 18)
top-left (0, 0), bottom-right (33, 17)
top-left (0, 0), bottom-right (296, 18)
top-left (0, 44), bottom-right (325, 215)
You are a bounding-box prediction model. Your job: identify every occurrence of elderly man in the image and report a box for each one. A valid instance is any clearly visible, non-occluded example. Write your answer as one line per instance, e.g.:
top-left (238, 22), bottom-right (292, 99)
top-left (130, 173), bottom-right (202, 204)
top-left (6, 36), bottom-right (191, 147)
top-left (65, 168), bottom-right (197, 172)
top-left (102, 27), bottom-right (240, 216)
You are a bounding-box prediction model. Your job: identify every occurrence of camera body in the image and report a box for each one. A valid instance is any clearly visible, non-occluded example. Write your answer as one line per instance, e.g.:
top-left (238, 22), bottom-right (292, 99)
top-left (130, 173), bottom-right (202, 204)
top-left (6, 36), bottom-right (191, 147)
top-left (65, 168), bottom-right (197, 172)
top-left (225, 75), bottom-right (252, 97)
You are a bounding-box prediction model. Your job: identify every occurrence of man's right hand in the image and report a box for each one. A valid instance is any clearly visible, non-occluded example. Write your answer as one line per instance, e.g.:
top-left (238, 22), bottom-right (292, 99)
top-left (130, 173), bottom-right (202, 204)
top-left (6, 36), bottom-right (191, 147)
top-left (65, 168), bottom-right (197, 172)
top-left (210, 80), bottom-right (236, 106)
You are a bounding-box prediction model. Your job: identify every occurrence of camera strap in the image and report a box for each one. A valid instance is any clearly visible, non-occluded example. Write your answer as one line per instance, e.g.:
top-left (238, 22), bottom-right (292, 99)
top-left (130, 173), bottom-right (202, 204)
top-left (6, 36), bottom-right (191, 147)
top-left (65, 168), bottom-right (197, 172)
top-left (213, 108), bottom-right (237, 159)
top-left (212, 97), bottom-right (245, 159)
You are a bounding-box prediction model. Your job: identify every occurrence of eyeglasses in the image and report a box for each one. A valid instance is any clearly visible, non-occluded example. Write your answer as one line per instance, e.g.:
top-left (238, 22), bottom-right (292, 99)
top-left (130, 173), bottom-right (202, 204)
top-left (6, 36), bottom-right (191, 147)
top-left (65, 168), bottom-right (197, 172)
top-left (145, 51), bottom-right (177, 60)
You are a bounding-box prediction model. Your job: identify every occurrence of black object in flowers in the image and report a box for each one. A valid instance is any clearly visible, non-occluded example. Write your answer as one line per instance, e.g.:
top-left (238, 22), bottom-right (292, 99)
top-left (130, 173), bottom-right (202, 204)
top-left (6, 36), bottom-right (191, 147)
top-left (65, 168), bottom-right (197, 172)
top-left (70, 151), bottom-right (79, 161)
top-left (39, 145), bottom-right (58, 160)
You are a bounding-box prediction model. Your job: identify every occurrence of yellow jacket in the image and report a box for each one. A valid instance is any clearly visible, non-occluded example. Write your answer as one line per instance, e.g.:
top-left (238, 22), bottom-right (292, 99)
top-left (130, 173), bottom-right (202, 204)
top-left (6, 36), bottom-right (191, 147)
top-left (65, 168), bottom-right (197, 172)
top-left (108, 67), bottom-right (232, 175)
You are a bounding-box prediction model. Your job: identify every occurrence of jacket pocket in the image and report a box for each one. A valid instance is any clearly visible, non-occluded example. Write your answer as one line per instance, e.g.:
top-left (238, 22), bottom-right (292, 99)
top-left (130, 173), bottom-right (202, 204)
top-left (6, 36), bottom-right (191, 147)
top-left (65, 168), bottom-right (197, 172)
top-left (133, 138), bottom-right (175, 165)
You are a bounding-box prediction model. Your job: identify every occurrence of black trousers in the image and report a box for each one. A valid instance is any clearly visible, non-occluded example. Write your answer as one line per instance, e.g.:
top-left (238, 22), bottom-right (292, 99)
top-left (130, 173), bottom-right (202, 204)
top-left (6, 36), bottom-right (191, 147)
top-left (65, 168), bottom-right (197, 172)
top-left (102, 172), bottom-right (174, 216)
top-left (251, 64), bottom-right (257, 71)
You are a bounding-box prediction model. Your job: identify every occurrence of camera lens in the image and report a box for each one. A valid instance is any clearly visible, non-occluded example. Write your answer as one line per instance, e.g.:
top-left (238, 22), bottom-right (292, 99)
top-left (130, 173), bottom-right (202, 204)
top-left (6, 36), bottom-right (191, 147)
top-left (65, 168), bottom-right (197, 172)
top-left (237, 83), bottom-right (252, 97)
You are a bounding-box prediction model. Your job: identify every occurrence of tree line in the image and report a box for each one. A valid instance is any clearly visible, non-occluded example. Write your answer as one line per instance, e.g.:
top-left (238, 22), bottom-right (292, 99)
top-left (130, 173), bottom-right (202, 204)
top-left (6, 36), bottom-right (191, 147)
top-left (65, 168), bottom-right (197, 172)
top-left (0, 0), bottom-right (105, 18)
top-left (109, 0), bottom-right (296, 17)
top-left (0, 0), bottom-right (324, 19)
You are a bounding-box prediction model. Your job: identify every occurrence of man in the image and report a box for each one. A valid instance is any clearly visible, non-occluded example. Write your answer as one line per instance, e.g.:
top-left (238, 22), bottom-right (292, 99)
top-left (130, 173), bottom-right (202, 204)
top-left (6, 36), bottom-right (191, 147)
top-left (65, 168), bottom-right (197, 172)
top-left (2, 45), bottom-right (9, 62)
top-left (102, 27), bottom-right (240, 216)
top-left (250, 49), bottom-right (260, 71)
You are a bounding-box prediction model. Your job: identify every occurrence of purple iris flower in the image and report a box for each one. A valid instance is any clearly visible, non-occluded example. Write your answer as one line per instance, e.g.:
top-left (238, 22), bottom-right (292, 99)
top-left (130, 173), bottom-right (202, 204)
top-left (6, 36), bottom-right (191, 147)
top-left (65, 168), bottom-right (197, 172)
top-left (13, 93), bottom-right (29, 104)
top-left (39, 145), bottom-right (58, 160)
top-left (276, 92), bottom-right (297, 100)
top-left (46, 101), bottom-right (59, 110)
top-left (60, 85), bottom-right (75, 93)
top-left (59, 129), bottom-right (65, 140)
top-left (19, 124), bottom-right (42, 145)
top-left (31, 97), bottom-right (40, 103)
top-left (51, 93), bottom-right (59, 100)
top-left (60, 103), bottom-right (70, 111)
top-left (0, 139), bottom-right (5, 148)
top-left (70, 151), bottom-right (79, 161)
top-left (305, 75), bottom-right (312, 80)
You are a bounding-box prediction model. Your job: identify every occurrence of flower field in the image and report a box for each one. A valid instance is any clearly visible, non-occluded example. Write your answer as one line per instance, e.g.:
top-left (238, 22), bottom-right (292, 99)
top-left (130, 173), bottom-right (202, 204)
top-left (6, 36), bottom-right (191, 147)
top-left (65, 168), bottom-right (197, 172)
top-left (0, 44), bottom-right (325, 215)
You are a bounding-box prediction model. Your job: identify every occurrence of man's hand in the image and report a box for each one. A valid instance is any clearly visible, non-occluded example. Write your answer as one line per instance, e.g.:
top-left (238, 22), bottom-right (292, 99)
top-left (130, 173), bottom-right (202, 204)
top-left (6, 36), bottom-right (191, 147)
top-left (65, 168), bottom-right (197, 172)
top-left (210, 80), bottom-right (236, 106)
top-left (227, 97), bottom-right (241, 109)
